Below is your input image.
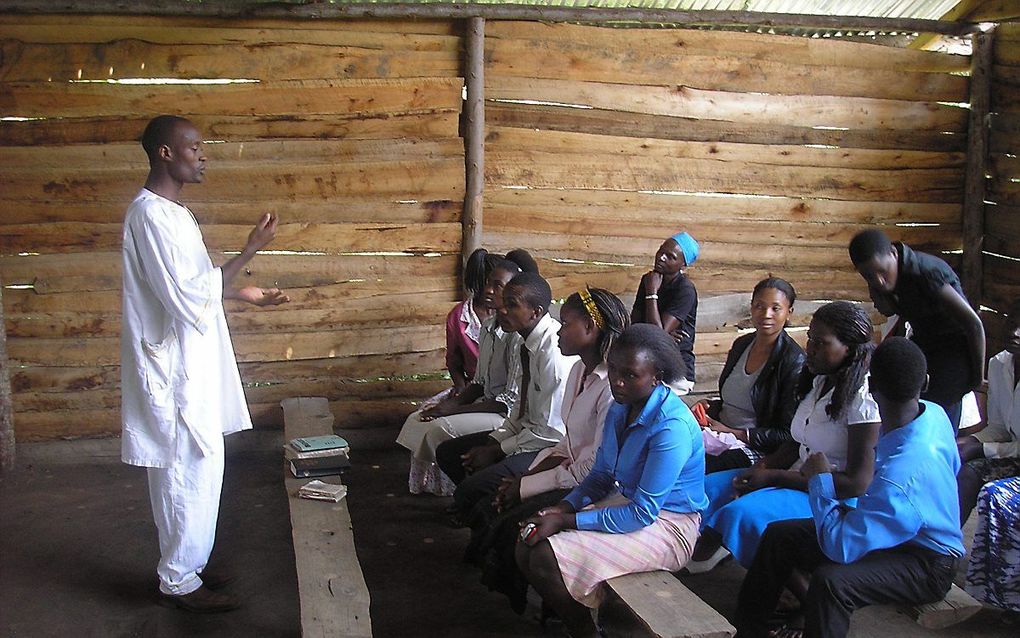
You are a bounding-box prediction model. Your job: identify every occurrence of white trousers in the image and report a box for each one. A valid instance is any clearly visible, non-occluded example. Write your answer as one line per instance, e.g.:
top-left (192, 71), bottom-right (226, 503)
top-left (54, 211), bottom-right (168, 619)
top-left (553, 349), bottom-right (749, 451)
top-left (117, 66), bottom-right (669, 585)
top-left (396, 409), bottom-right (505, 462)
top-left (147, 420), bottom-right (224, 595)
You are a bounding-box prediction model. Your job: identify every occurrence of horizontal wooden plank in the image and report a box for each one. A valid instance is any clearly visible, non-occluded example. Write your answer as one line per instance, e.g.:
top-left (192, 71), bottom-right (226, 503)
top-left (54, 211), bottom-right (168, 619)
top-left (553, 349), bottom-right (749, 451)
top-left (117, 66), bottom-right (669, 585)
top-left (7, 324), bottom-right (445, 366)
top-left (992, 82), bottom-right (1020, 114)
top-left (0, 111), bottom-right (461, 146)
top-left (483, 231), bottom-right (950, 270)
top-left (3, 275), bottom-right (458, 314)
top-left (0, 157), bottom-right (464, 204)
top-left (486, 127), bottom-right (965, 170)
top-left (0, 14), bottom-right (461, 39)
top-left (13, 377), bottom-right (450, 413)
top-left (0, 196), bottom-right (462, 225)
top-left (973, 0), bottom-right (1020, 21)
top-left (486, 186), bottom-right (961, 226)
top-left (0, 221), bottom-right (462, 255)
top-left (990, 153), bottom-right (1020, 180)
top-left (486, 21), bottom-right (970, 73)
top-left (487, 76), bottom-right (967, 132)
top-left (0, 77), bottom-right (464, 118)
top-left (0, 252), bottom-right (459, 291)
top-left (0, 40), bottom-right (460, 82)
top-left (487, 103), bottom-right (965, 152)
top-left (0, 137), bottom-right (465, 171)
top-left (983, 254), bottom-right (1020, 310)
top-left (485, 207), bottom-right (958, 250)
top-left (11, 349), bottom-right (447, 395)
top-left (486, 151), bottom-right (963, 202)
top-left (6, 298), bottom-right (456, 338)
top-left (486, 38), bottom-right (968, 102)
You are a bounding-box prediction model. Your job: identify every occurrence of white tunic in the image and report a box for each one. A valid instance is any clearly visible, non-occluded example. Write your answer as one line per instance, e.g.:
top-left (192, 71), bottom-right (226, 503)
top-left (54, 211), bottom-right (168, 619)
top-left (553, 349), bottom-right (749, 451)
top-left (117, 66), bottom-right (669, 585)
top-left (121, 189), bottom-right (252, 467)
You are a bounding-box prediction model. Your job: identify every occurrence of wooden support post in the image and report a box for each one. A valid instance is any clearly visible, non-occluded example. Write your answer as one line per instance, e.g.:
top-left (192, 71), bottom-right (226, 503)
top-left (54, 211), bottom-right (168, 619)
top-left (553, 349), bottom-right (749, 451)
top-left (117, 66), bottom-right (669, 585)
top-left (961, 29), bottom-right (993, 305)
top-left (0, 281), bottom-right (14, 473)
top-left (462, 16), bottom-right (485, 267)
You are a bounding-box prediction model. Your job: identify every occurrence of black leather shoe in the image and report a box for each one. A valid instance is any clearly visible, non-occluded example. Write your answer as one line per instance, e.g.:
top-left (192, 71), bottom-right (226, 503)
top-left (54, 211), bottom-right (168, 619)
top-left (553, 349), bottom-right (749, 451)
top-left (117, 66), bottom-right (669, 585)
top-left (199, 571), bottom-right (235, 590)
top-left (158, 585), bottom-right (240, 613)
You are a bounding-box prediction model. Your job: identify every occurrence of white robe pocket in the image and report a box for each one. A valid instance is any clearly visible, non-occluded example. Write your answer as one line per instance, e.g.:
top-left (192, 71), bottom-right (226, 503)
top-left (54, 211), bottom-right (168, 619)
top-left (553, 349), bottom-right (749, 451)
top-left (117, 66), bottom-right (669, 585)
top-left (140, 330), bottom-right (178, 409)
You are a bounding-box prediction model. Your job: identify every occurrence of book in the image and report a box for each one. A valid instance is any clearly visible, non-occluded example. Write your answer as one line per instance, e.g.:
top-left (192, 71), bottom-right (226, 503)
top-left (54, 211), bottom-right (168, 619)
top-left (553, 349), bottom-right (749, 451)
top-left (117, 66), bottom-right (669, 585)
top-left (290, 454), bottom-right (351, 479)
top-left (284, 445), bottom-right (350, 462)
top-left (297, 480), bottom-right (347, 503)
top-left (288, 434), bottom-right (349, 454)
top-left (289, 463), bottom-right (348, 477)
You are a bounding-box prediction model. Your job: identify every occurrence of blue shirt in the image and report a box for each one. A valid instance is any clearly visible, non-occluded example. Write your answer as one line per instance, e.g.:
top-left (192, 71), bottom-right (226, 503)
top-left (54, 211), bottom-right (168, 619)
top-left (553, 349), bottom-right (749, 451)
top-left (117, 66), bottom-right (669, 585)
top-left (808, 400), bottom-right (965, 563)
top-left (565, 384), bottom-right (709, 533)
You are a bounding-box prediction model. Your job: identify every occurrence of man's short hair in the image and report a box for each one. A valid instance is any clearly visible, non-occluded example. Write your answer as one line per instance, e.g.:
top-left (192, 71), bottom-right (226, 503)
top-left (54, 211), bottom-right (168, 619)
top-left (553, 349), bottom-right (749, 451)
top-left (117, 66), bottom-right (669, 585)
top-left (848, 229), bottom-right (893, 267)
top-left (870, 336), bottom-right (927, 401)
top-left (506, 271), bottom-right (552, 313)
top-left (141, 115), bottom-right (190, 159)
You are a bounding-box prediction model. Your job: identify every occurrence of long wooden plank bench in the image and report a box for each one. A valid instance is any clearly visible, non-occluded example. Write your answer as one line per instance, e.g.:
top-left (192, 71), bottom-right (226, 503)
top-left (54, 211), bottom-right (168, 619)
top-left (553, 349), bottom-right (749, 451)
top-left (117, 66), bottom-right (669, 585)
top-left (606, 570), bottom-right (735, 638)
top-left (905, 584), bottom-right (981, 629)
top-left (282, 396), bottom-right (372, 638)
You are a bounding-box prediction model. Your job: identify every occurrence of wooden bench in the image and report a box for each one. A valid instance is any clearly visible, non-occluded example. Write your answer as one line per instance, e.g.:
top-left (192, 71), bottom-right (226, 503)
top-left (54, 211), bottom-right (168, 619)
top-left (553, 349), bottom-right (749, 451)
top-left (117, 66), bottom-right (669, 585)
top-left (606, 570), bottom-right (735, 638)
top-left (281, 397), bottom-right (372, 638)
top-left (904, 584), bottom-right (981, 630)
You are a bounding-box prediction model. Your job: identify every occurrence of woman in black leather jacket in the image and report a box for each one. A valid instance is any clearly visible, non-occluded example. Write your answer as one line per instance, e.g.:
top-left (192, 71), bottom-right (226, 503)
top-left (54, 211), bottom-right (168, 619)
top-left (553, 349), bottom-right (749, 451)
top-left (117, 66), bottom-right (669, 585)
top-left (695, 278), bottom-right (806, 473)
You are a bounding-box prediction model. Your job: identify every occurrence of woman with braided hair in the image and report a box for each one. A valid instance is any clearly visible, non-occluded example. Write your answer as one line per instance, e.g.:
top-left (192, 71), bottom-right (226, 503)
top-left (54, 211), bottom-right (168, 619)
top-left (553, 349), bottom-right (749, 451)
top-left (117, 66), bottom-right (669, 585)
top-left (687, 301), bottom-right (881, 574)
top-left (464, 287), bottom-right (630, 613)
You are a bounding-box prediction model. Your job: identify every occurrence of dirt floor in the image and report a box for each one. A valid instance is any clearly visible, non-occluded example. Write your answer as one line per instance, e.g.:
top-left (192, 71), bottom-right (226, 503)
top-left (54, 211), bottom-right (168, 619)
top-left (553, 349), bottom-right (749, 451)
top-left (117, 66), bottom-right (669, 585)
top-left (2, 427), bottom-right (1017, 638)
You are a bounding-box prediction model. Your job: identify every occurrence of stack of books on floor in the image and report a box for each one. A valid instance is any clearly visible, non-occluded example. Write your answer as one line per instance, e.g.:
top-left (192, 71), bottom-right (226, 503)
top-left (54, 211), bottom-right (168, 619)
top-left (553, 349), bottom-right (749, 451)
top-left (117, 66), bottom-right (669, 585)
top-left (285, 434), bottom-right (351, 478)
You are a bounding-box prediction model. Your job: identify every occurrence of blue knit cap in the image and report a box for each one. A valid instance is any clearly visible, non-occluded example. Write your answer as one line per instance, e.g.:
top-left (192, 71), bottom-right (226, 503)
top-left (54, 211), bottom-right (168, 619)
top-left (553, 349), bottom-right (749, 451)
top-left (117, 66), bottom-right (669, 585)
top-left (670, 231), bottom-right (699, 266)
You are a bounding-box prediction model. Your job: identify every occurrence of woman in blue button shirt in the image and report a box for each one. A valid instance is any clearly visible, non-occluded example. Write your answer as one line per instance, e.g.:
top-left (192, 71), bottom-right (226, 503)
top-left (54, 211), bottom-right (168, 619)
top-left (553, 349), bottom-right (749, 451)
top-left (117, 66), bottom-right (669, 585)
top-left (516, 324), bottom-right (708, 638)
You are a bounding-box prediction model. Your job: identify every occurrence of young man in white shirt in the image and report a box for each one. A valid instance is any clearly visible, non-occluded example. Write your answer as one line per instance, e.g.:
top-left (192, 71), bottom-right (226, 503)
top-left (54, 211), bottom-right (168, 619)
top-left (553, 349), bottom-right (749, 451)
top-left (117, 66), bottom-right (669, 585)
top-left (436, 272), bottom-right (577, 523)
top-left (122, 115), bottom-right (289, 612)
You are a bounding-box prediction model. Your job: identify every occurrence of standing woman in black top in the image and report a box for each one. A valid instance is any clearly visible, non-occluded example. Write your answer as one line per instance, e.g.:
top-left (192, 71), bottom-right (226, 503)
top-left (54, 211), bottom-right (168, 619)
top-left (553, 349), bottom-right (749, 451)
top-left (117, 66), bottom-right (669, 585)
top-left (632, 231), bottom-right (699, 394)
top-left (696, 277), bottom-right (807, 473)
top-left (849, 229), bottom-right (985, 431)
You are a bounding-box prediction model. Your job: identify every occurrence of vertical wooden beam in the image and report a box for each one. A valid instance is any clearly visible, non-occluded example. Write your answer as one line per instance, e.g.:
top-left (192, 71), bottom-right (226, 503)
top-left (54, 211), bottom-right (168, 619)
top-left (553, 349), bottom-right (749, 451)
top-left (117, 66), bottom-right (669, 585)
top-left (0, 281), bottom-right (15, 473)
top-left (462, 16), bottom-right (485, 268)
top-left (962, 29), bottom-right (993, 305)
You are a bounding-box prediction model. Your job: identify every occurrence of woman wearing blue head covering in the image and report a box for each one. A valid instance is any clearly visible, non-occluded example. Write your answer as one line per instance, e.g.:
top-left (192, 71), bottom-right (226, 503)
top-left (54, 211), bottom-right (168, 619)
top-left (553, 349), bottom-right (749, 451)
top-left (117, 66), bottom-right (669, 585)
top-left (631, 231), bottom-right (699, 394)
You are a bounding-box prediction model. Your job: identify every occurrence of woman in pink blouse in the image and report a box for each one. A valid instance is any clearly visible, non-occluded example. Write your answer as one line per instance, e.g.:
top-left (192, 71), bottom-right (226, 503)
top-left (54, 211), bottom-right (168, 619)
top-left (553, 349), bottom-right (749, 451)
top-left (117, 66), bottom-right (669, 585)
top-left (465, 287), bottom-right (630, 614)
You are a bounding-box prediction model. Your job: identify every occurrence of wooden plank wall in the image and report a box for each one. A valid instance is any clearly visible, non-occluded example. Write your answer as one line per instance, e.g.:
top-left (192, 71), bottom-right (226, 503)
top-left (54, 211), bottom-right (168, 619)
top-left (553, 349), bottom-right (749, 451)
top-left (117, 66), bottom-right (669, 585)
top-left (482, 21), bottom-right (970, 389)
top-left (986, 22), bottom-right (1020, 354)
top-left (0, 14), bottom-right (465, 440)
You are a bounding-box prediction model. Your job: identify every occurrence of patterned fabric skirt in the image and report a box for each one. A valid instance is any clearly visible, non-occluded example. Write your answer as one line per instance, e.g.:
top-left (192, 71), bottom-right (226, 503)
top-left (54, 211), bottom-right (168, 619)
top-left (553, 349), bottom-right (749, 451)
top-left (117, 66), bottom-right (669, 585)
top-left (407, 457), bottom-right (456, 496)
top-left (966, 476), bottom-right (1020, 612)
top-left (546, 493), bottom-right (700, 608)
top-left (967, 457), bottom-right (1020, 485)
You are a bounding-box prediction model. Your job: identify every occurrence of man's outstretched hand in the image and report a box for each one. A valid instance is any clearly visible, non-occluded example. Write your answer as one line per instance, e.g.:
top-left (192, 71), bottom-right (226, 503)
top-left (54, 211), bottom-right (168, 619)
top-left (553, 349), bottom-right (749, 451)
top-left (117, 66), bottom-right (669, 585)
top-left (235, 286), bottom-right (290, 306)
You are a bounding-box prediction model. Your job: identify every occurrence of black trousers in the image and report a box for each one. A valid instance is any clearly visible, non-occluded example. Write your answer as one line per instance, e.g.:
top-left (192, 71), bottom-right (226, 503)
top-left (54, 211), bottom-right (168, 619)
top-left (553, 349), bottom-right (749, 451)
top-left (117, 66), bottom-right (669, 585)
top-left (435, 432), bottom-right (539, 516)
top-left (735, 519), bottom-right (957, 638)
top-left (436, 431), bottom-right (494, 485)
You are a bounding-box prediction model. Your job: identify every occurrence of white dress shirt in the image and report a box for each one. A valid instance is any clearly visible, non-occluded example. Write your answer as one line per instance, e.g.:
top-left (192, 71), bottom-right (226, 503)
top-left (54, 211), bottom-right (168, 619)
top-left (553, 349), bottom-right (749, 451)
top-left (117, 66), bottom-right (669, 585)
top-left (490, 312), bottom-right (578, 455)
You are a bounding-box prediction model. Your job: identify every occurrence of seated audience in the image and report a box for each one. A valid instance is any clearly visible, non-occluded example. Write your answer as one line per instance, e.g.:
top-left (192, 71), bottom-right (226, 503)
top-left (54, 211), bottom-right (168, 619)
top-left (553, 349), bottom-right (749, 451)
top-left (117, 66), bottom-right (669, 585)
top-left (396, 255), bottom-right (523, 495)
top-left (632, 231), bottom-right (699, 395)
top-left (849, 229), bottom-right (985, 431)
top-left (735, 337), bottom-right (964, 638)
top-left (689, 301), bottom-right (880, 573)
top-left (695, 277), bottom-right (806, 474)
top-left (436, 272), bottom-right (576, 522)
top-left (966, 475), bottom-right (1020, 623)
top-left (958, 298), bottom-right (1020, 524)
top-left (465, 288), bottom-right (629, 613)
top-left (515, 324), bottom-right (708, 638)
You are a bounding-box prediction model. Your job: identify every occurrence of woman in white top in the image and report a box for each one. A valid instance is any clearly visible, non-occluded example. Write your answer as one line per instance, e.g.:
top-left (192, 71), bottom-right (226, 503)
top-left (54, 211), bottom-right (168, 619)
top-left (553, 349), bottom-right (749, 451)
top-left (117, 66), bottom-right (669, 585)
top-left (688, 301), bottom-right (881, 571)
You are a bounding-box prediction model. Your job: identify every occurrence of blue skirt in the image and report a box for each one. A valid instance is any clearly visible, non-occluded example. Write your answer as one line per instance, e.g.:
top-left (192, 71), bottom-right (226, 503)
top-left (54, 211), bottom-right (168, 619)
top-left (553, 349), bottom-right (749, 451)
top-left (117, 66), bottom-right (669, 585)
top-left (703, 469), bottom-right (855, 568)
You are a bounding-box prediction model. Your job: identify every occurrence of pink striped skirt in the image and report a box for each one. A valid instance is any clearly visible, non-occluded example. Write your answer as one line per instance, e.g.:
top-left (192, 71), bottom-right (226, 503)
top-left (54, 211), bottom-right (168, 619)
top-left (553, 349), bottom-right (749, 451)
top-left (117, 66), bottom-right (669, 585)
top-left (547, 494), bottom-right (701, 607)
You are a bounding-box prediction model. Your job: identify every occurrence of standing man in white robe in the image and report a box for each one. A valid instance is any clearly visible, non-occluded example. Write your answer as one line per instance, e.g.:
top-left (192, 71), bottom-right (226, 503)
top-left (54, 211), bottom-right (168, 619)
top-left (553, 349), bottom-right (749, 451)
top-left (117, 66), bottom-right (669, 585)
top-left (121, 115), bottom-right (289, 612)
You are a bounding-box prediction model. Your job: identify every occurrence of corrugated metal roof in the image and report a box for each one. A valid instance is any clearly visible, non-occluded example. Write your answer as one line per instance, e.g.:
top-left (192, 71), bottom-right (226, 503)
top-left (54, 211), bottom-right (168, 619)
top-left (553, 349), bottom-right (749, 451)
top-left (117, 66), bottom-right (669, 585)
top-left (333, 0), bottom-right (964, 21)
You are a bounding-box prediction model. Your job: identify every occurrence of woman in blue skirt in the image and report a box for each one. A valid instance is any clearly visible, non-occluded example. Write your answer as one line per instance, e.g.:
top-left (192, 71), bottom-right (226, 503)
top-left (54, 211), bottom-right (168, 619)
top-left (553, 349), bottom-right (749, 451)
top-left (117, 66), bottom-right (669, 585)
top-left (687, 301), bottom-right (881, 572)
